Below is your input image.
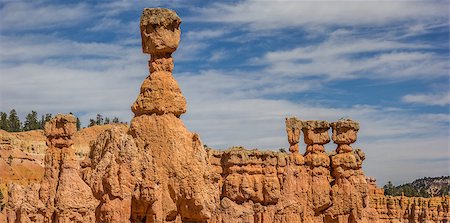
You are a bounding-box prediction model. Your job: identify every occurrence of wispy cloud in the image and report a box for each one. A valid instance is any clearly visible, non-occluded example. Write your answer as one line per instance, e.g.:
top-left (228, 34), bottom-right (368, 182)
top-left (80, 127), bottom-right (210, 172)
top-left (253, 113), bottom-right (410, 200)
top-left (0, 1), bottom-right (91, 31)
top-left (403, 92), bottom-right (450, 106)
top-left (193, 1), bottom-right (448, 30)
top-left (185, 29), bottom-right (227, 40)
top-left (256, 35), bottom-right (447, 81)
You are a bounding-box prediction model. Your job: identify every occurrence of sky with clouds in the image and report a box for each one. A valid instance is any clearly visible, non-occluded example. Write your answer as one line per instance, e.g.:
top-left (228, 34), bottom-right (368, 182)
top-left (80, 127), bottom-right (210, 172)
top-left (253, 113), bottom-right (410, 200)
top-left (0, 0), bottom-right (449, 186)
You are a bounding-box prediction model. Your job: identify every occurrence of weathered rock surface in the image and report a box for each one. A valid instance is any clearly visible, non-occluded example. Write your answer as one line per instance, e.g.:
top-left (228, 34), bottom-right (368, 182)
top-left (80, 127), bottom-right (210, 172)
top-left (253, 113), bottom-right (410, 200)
top-left (6, 114), bottom-right (99, 223)
top-left (4, 7), bottom-right (449, 223)
top-left (285, 117), bottom-right (302, 153)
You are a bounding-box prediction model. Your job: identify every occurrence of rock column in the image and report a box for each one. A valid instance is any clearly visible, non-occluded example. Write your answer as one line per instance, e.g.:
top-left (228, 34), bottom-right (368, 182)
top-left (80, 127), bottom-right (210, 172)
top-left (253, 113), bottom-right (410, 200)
top-left (39, 114), bottom-right (98, 223)
top-left (302, 121), bottom-right (332, 218)
top-left (128, 8), bottom-right (217, 222)
top-left (326, 119), bottom-right (368, 223)
top-left (131, 8), bottom-right (186, 117)
top-left (285, 117), bottom-right (302, 153)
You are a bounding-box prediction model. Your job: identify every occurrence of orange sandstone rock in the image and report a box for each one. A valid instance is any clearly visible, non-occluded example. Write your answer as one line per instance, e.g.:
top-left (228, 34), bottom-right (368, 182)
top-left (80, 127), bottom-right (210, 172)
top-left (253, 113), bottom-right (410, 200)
top-left (6, 114), bottom-right (99, 223)
top-left (285, 117), bottom-right (302, 153)
top-left (4, 8), bottom-right (450, 223)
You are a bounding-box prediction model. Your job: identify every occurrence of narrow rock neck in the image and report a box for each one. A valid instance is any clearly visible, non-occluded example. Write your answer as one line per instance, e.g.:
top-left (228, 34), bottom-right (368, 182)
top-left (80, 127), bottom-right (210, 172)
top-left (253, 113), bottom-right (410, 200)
top-left (149, 53), bottom-right (174, 73)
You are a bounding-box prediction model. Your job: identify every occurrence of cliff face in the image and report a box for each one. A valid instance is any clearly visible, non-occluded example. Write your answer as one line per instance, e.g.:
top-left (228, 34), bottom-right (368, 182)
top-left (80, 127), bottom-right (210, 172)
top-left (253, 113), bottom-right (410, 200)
top-left (4, 7), bottom-right (449, 223)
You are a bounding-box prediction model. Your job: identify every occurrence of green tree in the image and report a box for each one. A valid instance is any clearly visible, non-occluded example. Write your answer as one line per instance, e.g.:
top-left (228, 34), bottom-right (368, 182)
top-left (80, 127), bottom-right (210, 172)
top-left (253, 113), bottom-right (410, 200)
top-left (104, 117), bottom-right (110, 124)
top-left (39, 113), bottom-right (52, 129)
top-left (88, 119), bottom-right (96, 127)
top-left (8, 109), bottom-right (21, 132)
top-left (0, 112), bottom-right (9, 131)
top-left (24, 111), bottom-right (40, 131)
top-left (76, 117), bottom-right (81, 130)
top-left (96, 114), bottom-right (103, 125)
top-left (112, 117), bottom-right (119, 124)
top-left (383, 181), bottom-right (396, 196)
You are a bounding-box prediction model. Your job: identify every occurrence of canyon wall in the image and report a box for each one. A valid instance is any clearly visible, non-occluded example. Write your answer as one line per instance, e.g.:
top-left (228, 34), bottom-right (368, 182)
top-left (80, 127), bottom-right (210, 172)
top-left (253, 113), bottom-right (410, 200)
top-left (4, 8), bottom-right (449, 223)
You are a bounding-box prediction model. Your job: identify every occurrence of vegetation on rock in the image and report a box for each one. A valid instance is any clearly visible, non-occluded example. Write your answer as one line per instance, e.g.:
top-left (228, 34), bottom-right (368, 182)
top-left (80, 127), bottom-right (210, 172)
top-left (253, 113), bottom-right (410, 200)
top-left (384, 176), bottom-right (450, 197)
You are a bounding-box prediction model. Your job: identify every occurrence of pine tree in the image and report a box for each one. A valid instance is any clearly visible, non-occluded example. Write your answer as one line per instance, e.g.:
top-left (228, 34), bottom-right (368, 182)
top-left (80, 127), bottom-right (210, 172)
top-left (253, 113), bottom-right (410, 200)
top-left (88, 119), bottom-right (96, 127)
top-left (112, 117), bottom-right (119, 124)
top-left (76, 117), bottom-right (81, 130)
top-left (40, 113), bottom-right (52, 129)
top-left (96, 114), bottom-right (103, 125)
top-left (24, 111), bottom-right (40, 131)
top-left (104, 117), bottom-right (110, 124)
top-left (0, 112), bottom-right (9, 131)
top-left (8, 109), bottom-right (21, 132)
top-left (40, 114), bottom-right (45, 129)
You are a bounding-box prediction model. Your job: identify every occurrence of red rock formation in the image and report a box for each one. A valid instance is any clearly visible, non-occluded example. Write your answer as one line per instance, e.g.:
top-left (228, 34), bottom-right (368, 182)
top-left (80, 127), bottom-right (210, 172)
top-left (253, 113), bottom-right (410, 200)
top-left (6, 114), bottom-right (98, 223)
top-left (366, 180), bottom-right (450, 223)
top-left (326, 119), bottom-right (368, 223)
top-left (5, 7), bottom-right (449, 223)
top-left (302, 121), bottom-right (333, 216)
top-left (285, 117), bottom-right (302, 153)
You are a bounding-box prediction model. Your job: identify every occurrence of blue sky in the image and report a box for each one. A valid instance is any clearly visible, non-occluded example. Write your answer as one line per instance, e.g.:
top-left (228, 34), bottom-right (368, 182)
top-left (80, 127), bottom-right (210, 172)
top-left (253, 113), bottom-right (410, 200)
top-left (0, 0), bottom-right (449, 186)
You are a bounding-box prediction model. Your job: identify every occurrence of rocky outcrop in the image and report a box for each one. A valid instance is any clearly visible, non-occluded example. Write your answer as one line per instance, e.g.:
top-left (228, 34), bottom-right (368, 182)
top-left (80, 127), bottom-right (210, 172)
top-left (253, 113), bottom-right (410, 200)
top-left (5, 7), bottom-right (449, 223)
top-left (285, 117), bottom-right (302, 153)
top-left (6, 114), bottom-right (99, 223)
top-left (86, 8), bottom-right (218, 223)
top-left (325, 119), bottom-right (368, 223)
top-left (366, 179), bottom-right (449, 223)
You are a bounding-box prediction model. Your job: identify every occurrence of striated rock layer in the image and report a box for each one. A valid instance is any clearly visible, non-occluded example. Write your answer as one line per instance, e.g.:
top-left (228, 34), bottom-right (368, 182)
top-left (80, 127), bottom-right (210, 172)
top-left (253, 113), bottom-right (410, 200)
top-left (5, 7), bottom-right (449, 223)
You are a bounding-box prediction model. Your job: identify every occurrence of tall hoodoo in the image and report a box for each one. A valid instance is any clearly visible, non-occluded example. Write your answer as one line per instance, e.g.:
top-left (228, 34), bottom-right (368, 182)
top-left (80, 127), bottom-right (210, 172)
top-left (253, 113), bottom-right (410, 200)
top-left (301, 121), bottom-right (333, 213)
top-left (40, 114), bottom-right (98, 223)
top-left (326, 119), bottom-right (368, 223)
top-left (127, 8), bottom-right (217, 222)
top-left (132, 8), bottom-right (186, 117)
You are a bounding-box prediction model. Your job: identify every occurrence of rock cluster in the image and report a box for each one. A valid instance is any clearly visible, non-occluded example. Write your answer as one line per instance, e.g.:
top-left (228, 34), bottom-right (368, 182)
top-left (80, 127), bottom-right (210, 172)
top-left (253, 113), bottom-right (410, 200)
top-left (4, 7), bottom-right (449, 223)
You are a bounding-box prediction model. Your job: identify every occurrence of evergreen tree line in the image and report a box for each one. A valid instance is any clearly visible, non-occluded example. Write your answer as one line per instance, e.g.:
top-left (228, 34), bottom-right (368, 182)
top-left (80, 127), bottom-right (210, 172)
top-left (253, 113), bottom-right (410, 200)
top-left (0, 110), bottom-right (122, 132)
top-left (87, 113), bottom-right (123, 127)
top-left (0, 109), bottom-right (55, 132)
top-left (383, 178), bottom-right (450, 198)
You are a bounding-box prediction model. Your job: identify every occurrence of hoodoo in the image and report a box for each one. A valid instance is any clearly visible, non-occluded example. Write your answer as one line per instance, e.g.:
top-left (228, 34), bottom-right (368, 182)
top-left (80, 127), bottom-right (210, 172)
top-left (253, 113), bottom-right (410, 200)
top-left (4, 8), bottom-right (449, 223)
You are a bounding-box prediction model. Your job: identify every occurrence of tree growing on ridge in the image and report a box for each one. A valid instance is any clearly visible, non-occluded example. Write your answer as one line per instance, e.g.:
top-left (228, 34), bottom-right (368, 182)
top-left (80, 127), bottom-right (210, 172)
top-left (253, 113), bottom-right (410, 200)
top-left (8, 109), bottom-right (21, 132)
top-left (39, 113), bottom-right (52, 129)
top-left (88, 119), bottom-right (96, 127)
top-left (96, 114), bottom-right (103, 125)
top-left (0, 112), bottom-right (9, 131)
top-left (23, 111), bottom-right (40, 131)
top-left (76, 117), bottom-right (81, 130)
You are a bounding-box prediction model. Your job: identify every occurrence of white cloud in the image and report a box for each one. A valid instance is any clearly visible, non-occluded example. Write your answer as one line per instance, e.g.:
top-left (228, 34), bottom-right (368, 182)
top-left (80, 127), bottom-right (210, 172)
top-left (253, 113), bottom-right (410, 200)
top-left (0, 35), bottom-right (133, 64)
top-left (402, 92), bottom-right (450, 106)
top-left (0, 1), bottom-right (91, 30)
top-left (256, 36), bottom-right (447, 81)
top-left (174, 29), bottom-right (228, 61)
top-left (184, 29), bottom-right (226, 40)
top-left (193, 1), bottom-right (448, 30)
